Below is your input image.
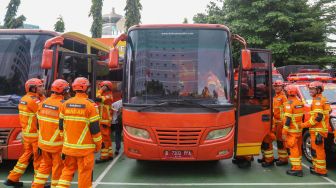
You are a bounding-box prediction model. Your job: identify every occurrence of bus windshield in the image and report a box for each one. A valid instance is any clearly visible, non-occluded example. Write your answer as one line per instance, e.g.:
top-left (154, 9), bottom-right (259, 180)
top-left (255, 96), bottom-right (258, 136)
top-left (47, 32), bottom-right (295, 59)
top-left (0, 34), bottom-right (52, 107)
top-left (299, 85), bottom-right (336, 105)
top-left (125, 29), bottom-right (232, 105)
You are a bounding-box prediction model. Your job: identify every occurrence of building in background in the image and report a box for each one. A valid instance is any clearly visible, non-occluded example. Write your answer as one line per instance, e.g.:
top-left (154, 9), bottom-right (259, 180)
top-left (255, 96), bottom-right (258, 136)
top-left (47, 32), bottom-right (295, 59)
top-left (102, 8), bottom-right (125, 38)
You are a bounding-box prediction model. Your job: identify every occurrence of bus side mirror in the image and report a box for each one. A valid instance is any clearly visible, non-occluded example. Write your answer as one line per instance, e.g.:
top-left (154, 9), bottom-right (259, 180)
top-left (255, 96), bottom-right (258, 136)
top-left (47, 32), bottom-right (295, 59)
top-left (41, 49), bottom-right (53, 69)
top-left (241, 49), bottom-right (252, 70)
top-left (108, 48), bottom-right (119, 69)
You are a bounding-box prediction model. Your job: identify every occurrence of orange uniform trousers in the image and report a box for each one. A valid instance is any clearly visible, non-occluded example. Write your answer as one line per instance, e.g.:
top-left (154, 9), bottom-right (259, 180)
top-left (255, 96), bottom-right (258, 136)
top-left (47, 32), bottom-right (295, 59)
top-left (100, 124), bottom-right (113, 160)
top-left (310, 132), bottom-right (327, 174)
top-left (286, 133), bottom-right (302, 171)
top-left (32, 151), bottom-right (64, 187)
top-left (7, 141), bottom-right (41, 182)
top-left (56, 153), bottom-right (95, 188)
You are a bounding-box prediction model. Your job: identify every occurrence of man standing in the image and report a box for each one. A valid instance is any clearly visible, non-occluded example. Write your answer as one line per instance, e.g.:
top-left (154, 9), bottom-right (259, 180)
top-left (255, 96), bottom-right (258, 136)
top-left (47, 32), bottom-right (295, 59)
top-left (282, 85), bottom-right (304, 177)
top-left (95, 81), bottom-right (114, 163)
top-left (259, 80), bottom-right (288, 167)
top-left (32, 79), bottom-right (70, 187)
top-left (56, 77), bottom-right (102, 188)
top-left (302, 81), bottom-right (331, 177)
top-left (4, 78), bottom-right (44, 187)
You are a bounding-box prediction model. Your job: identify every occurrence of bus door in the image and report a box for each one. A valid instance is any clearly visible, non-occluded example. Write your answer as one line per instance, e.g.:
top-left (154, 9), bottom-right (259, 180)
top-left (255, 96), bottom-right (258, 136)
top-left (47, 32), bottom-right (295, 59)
top-left (234, 49), bottom-right (272, 156)
top-left (57, 51), bottom-right (98, 99)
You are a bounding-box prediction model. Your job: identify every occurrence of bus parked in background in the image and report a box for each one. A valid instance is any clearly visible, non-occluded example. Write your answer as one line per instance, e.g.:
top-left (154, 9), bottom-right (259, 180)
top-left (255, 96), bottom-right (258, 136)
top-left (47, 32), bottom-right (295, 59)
top-left (0, 30), bottom-right (113, 163)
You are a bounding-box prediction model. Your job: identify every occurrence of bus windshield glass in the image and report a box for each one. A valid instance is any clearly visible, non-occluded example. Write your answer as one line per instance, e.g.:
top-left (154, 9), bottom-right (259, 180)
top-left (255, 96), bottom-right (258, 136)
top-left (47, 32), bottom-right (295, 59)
top-left (0, 34), bottom-right (52, 107)
top-left (125, 29), bottom-right (231, 105)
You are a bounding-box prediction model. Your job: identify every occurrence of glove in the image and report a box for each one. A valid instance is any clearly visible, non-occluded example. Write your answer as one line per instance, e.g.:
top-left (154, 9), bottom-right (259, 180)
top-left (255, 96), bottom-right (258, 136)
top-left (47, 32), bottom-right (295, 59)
top-left (37, 148), bottom-right (42, 156)
top-left (315, 133), bottom-right (323, 145)
top-left (61, 153), bottom-right (66, 160)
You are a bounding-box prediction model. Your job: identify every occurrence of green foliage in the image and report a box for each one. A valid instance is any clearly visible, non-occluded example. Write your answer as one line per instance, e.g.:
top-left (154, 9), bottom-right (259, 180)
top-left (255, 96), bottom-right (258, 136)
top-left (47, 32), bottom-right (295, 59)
top-left (3, 0), bottom-right (26, 28)
top-left (124, 0), bottom-right (142, 31)
top-left (89, 0), bottom-right (103, 38)
top-left (193, 0), bottom-right (336, 67)
top-left (54, 15), bottom-right (65, 32)
top-left (183, 18), bottom-right (188, 24)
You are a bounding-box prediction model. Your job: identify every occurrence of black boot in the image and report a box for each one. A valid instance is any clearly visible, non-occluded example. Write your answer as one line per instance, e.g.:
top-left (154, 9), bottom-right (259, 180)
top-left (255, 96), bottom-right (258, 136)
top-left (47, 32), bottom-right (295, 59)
top-left (3, 179), bottom-right (23, 187)
top-left (275, 160), bottom-right (288, 166)
top-left (114, 150), bottom-right (120, 155)
top-left (286, 170), bottom-right (303, 177)
top-left (237, 160), bottom-right (251, 168)
top-left (95, 158), bottom-right (109, 163)
top-left (310, 169), bottom-right (328, 177)
top-left (261, 161), bottom-right (274, 167)
top-left (257, 158), bottom-right (264, 163)
top-left (44, 182), bottom-right (51, 188)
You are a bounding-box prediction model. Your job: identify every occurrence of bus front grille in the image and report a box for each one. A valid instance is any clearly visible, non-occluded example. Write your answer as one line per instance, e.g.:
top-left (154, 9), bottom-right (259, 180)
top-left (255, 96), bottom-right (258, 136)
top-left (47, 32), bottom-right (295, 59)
top-left (155, 128), bottom-right (203, 146)
top-left (0, 129), bottom-right (11, 146)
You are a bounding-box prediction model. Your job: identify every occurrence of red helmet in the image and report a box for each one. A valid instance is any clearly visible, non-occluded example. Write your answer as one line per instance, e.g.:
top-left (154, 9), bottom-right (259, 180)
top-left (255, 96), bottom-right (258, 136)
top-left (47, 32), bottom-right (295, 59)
top-left (273, 80), bottom-right (284, 87)
top-left (308, 81), bottom-right (324, 92)
top-left (72, 77), bottom-right (90, 92)
top-left (285, 85), bottom-right (298, 96)
top-left (25, 78), bottom-right (43, 93)
top-left (99, 81), bottom-right (113, 90)
top-left (51, 79), bottom-right (70, 94)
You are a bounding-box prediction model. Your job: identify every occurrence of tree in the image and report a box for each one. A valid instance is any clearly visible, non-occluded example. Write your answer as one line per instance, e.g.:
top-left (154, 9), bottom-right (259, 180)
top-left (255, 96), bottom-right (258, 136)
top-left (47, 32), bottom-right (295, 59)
top-left (183, 18), bottom-right (188, 24)
top-left (54, 15), bottom-right (65, 32)
top-left (124, 0), bottom-right (142, 31)
top-left (193, 0), bottom-right (336, 67)
top-left (3, 0), bottom-right (26, 28)
top-left (89, 0), bottom-right (103, 38)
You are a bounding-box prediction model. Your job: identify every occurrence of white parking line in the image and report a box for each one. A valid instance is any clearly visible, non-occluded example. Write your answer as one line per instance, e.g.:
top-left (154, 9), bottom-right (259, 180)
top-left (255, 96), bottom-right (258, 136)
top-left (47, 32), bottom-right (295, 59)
top-left (301, 162), bottom-right (336, 186)
top-left (92, 153), bottom-right (123, 188)
top-left (97, 182), bottom-right (333, 186)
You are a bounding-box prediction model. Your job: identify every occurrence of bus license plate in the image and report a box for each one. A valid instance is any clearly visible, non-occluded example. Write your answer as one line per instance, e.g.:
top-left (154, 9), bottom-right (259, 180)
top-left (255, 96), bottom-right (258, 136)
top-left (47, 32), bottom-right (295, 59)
top-left (164, 150), bottom-right (192, 158)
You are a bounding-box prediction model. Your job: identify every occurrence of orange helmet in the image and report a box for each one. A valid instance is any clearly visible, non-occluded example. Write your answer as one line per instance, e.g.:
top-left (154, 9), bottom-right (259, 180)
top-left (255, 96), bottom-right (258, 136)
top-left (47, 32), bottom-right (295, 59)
top-left (51, 79), bottom-right (70, 94)
top-left (25, 78), bottom-right (43, 93)
top-left (273, 80), bottom-right (284, 87)
top-left (99, 81), bottom-right (113, 90)
top-left (72, 77), bottom-right (90, 92)
top-left (308, 81), bottom-right (324, 92)
top-left (285, 85), bottom-right (298, 96)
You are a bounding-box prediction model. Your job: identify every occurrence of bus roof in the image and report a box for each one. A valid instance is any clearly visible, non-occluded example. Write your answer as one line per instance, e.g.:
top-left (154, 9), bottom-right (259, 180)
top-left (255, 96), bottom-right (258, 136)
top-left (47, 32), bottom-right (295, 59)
top-left (0, 29), bottom-right (110, 52)
top-left (128, 24), bottom-right (230, 32)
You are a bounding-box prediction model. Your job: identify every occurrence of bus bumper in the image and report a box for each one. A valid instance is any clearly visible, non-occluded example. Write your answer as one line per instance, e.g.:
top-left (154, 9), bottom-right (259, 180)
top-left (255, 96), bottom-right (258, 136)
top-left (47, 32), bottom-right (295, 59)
top-left (124, 129), bottom-right (234, 161)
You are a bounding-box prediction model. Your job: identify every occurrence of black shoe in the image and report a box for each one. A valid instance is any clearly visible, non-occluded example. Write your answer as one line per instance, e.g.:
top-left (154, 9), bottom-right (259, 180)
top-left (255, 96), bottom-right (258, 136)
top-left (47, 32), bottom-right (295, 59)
top-left (108, 157), bottom-right (114, 161)
top-left (310, 169), bottom-right (328, 177)
top-left (237, 160), bottom-right (252, 168)
top-left (114, 150), bottom-right (119, 155)
top-left (257, 158), bottom-right (264, 163)
top-left (286, 170), bottom-right (303, 177)
top-left (261, 161), bottom-right (274, 167)
top-left (3, 179), bottom-right (23, 187)
top-left (44, 182), bottom-right (51, 188)
top-left (95, 158), bottom-right (109, 163)
top-left (275, 160), bottom-right (288, 166)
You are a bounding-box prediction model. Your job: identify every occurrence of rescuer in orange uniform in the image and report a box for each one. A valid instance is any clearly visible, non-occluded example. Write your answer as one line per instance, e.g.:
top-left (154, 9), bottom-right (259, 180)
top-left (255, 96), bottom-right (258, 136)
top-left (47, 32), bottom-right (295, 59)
top-left (31, 79), bottom-right (70, 188)
top-left (259, 80), bottom-right (288, 167)
top-left (56, 77), bottom-right (102, 188)
top-left (95, 81), bottom-right (114, 163)
top-left (4, 78), bottom-right (44, 187)
top-left (282, 85), bottom-right (304, 177)
top-left (301, 81), bottom-right (331, 177)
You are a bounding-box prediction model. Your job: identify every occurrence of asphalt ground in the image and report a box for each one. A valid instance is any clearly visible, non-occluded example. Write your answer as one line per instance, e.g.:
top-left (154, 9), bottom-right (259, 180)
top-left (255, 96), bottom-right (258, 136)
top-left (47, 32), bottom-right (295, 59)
top-left (0, 146), bottom-right (335, 188)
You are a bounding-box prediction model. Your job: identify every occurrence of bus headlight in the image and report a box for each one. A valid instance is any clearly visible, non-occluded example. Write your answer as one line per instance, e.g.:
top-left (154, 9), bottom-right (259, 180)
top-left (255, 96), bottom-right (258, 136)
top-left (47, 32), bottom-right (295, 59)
top-left (15, 132), bottom-right (22, 141)
top-left (206, 127), bottom-right (232, 140)
top-left (331, 118), bottom-right (336, 130)
top-left (125, 125), bottom-right (150, 140)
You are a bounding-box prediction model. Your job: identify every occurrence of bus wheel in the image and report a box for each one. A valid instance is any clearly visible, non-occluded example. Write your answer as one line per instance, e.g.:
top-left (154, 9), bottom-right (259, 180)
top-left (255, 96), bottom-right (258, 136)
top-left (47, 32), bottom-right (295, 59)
top-left (303, 130), bottom-right (312, 162)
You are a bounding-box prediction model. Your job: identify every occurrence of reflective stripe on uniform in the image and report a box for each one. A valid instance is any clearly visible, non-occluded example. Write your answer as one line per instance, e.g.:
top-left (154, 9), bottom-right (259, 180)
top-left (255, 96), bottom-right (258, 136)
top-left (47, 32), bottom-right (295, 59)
top-left (77, 125), bottom-right (89, 144)
top-left (89, 115), bottom-right (100, 122)
top-left (13, 167), bottom-right (25, 174)
top-left (93, 135), bottom-right (102, 142)
top-left (23, 132), bottom-right (38, 137)
top-left (39, 138), bottom-right (63, 146)
top-left (64, 116), bottom-right (89, 123)
top-left (36, 172), bottom-right (49, 178)
top-left (37, 114), bottom-right (59, 124)
top-left (16, 162), bottom-right (28, 168)
top-left (63, 142), bottom-right (96, 149)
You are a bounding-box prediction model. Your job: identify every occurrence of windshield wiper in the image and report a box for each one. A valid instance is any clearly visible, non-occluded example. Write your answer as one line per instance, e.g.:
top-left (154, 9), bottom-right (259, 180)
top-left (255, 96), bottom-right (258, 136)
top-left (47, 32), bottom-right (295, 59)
top-left (331, 102), bottom-right (336, 105)
top-left (137, 102), bottom-right (171, 112)
top-left (180, 99), bottom-right (220, 112)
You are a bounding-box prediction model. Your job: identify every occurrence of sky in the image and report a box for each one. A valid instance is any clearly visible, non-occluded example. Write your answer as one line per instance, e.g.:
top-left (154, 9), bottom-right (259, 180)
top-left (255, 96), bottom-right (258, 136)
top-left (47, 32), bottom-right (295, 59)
top-left (0, 0), bottom-right (213, 36)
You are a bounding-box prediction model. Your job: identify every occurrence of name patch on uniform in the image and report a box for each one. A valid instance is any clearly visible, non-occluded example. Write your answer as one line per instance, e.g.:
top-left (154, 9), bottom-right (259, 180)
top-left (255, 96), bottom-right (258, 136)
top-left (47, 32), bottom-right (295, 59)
top-left (277, 98), bottom-right (282, 101)
top-left (315, 102), bottom-right (321, 106)
top-left (286, 105), bottom-right (291, 109)
top-left (42, 104), bottom-right (58, 110)
top-left (66, 103), bottom-right (86, 109)
top-left (20, 101), bottom-right (27, 105)
top-left (295, 105), bottom-right (303, 109)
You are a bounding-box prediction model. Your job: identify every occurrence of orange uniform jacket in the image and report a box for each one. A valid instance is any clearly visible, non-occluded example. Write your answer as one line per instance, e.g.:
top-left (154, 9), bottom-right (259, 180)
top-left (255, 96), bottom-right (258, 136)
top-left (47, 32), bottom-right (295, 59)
top-left (96, 90), bottom-right (113, 125)
top-left (302, 94), bottom-right (331, 137)
top-left (59, 93), bottom-right (102, 156)
top-left (37, 94), bottom-right (65, 153)
top-left (19, 92), bottom-right (41, 143)
top-left (273, 92), bottom-right (287, 124)
top-left (283, 97), bottom-right (304, 136)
